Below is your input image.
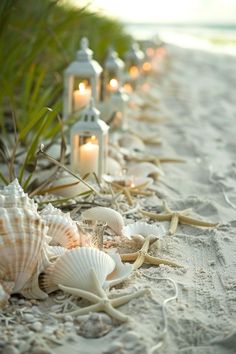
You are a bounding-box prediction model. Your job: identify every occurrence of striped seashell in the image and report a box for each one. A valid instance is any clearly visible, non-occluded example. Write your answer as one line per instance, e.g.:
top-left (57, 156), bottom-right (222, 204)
top-left (42, 247), bottom-right (116, 294)
top-left (81, 206), bottom-right (124, 235)
top-left (0, 180), bottom-right (50, 307)
top-left (40, 204), bottom-right (81, 249)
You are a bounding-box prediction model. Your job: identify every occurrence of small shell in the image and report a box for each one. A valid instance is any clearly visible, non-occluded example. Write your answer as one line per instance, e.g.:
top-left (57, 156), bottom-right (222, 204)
top-left (105, 250), bottom-right (132, 288)
top-left (40, 204), bottom-right (81, 249)
top-left (77, 313), bottom-right (113, 338)
top-left (81, 207), bottom-right (124, 235)
top-left (42, 247), bottom-right (116, 294)
top-left (122, 222), bottom-right (166, 239)
top-left (48, 246), bottom-right (68, 257)
top-left (118, 133), bottom-right (145, 151)
top-left (49, 175), bottom-right (91, 198)
top-left (108, 145), bottom-right (125, 166)
top-left (107, 157), bottom-right (122, 176)
top-left (128, 162), bottom-right (164, 179)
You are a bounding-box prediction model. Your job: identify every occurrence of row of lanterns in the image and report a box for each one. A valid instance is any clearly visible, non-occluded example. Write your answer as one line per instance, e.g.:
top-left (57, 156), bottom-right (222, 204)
top-left (65, 37), bottom-right (161, 180)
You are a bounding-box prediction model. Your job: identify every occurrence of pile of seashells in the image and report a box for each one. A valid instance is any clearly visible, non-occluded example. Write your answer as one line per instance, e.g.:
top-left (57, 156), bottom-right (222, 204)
top-left (0, 179), bottom-right (166, 320)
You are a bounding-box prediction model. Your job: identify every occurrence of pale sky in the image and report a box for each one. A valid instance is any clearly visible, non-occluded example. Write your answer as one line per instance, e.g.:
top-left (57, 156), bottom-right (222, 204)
top-left (71, 0), bottom-right (236, 23)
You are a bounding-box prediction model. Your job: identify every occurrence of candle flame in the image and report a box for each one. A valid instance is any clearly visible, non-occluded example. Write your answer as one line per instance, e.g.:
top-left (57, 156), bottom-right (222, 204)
top-left (79, 82), bottom-right (86, 92)
top-left (142, 62), bottom-right (152, 72)
top-left (123, 83), bottom-right (133, 93)
top-left (129, 66), bottom-right (139, 79)
top-left (109, 78), bottom-right (118, 88)
top-left (146, 47), bottom-right (154, 57)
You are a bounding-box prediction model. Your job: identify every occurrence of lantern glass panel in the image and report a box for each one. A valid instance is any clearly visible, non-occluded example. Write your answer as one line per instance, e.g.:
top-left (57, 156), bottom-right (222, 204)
top-left (72, 77), bottom-right (92, 112)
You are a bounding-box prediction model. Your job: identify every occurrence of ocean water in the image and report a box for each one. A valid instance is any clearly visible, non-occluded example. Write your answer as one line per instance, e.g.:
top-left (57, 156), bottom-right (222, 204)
top-left (124, 23), bottom-right (236, 56)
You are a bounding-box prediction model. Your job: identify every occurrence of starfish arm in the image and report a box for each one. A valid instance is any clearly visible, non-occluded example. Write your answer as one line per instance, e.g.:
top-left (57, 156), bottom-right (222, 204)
top-left (158, 157), bottom-right (186, 163)
top-left (120, 252), bottom-right (138, 262)
top-left (58, 284), bottom-right (100, 303)
top-left (179, 215), bottom-right (218, 227)
top-left (181, 208), bottom-right (193, 215)
top-left (163, 200), bottom-right (172, 213)
top-left (169, 214), bottom-right (179, 235)
top-left (111, 289), bottom-right (147, 307)
top-left (53, 303), bottom-right (101, 318)
top-left (145, 254), bottom-right (181, 268)
top-left (141, 210), bottom-right (172, 221)
top-left (90, 268), bottom-right (108, 298)
top-left (123, 187), bottom-right (133, 206)
top-left (133, 254), bottom-right (145, 269)
top-left (103, 302), bottom-right (129, 322)
top-left (141, 235), bottom-right (152, 253)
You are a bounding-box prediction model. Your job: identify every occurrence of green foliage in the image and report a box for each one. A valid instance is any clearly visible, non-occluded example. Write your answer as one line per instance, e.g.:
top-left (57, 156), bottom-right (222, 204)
top-left (0, 0), bottom-right (132, 188)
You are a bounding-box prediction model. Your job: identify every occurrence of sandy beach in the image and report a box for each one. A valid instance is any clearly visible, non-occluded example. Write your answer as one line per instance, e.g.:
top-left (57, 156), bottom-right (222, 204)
top-left (1, 44), bottom-right (236, 354)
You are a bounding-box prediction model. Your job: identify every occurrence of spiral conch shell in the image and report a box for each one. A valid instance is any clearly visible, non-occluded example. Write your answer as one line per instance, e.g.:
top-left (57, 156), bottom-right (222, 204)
top-left (42, 247), bottom-right (132, 294)
top-left (0, 179), bottom-right (50, 307)
top-left (81, 206), bottom-right (124, 235)
top-left (40, 204), bottom-right (81, 249)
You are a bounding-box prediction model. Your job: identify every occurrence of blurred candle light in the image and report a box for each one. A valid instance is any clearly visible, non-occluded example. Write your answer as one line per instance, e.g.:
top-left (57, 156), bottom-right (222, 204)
top-left (123, 83), bottom-right (133, 93)
top-left (107, 78), bottom-right (119, 93)
top-left (142, 61), bottom-right (152, 73)
top-left (129, 65), bottom-right (139, 79)
top-left (73, 82), bottom-right (91, 111)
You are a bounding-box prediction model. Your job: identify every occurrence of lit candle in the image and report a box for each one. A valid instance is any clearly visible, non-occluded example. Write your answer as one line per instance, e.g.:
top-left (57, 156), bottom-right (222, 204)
top-left (142, 62), bottom-right (152, 73)
top-left (129, 66), bottom-right (139, 79)
top-left (73, 83), bottom-right (91, 111)
top-left (107, 78), bottom-right (119, 93)
top-left (123, 83), bottom-right (133, 93)
top-left (146, 47), bottom-right (154, 57)
top-left (79, 138), bottom-right (99, 176)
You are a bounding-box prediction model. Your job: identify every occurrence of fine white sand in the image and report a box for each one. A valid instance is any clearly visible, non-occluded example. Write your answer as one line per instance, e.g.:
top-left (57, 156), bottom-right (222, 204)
top-left (1, 45), bottom-right (236, 354)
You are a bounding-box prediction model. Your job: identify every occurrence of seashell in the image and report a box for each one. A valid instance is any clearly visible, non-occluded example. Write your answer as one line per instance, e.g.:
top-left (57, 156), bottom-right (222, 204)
top-left (0, 179), bottom-right (50, 306)
top-left (122, 221), bottom-right (166, 240)
top-left (77, 313), bottom-right (113, 338)
top-left (128, 162), bottom-right (164, 179)
top-left (48, 175), bottom-right (91, 198)
top-left (81, 206), bottom-right (124, 235)
top-left (118, 133), bottom-right (145, 151)
top-left (107, 157), bottom-right (122, 176)
top-left (48, 245), bottom-right (68, 257)
top-left (40, 204), bottom-right (81, 249)
top-left (106, 250), bottom-right (133, 288)
top-left (108, 145), bottom-right (125, 166)
top-left (42, 247), bottom-right (116, 294)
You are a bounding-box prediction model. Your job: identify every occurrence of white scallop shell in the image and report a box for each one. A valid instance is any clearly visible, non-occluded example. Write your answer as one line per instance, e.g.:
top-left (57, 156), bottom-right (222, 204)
top-left (106, 250), bottom-right (133, 288)
top-left (81, 207), bottom-right (124, 235)
top-left (128, 162), bottom-right (164, 179)
top-left (122, 222), bottom-right (166, 240)
top-left (49, 175), bottom-right (91, 198)
top-left (42, 247), bottom-right (116, 294)
top-left (108, 145), bottom-right (125, 166)
top-left (40, 204), bottom-right (81, 249)
top-left (0, 180), bottom-right (50, 306)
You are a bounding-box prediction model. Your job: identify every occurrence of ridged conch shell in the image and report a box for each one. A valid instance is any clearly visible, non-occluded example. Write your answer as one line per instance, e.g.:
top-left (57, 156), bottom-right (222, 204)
top-left (0, 179), bottom-right (50, 306)
top-left (42, 247), bottom-right (132, 294)
top-left (40, 204), bottom-right (81, 249)
top-left (81, 206), bottom-right (124, 235)
top-left (128, 162), bottom-right (164, 179)
top-left (122, 222), bottom-right (166, 240)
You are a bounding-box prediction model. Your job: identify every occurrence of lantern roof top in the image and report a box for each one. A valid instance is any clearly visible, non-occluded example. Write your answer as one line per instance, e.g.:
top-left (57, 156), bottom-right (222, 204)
top-left (72, 99), bottom-right (109, 133)
top-left (65, 37), bottom-right (102, 76)
top-left (124, 42), bottom-right (144, 64)
top-left (104, 46), bottom-right (124, 71)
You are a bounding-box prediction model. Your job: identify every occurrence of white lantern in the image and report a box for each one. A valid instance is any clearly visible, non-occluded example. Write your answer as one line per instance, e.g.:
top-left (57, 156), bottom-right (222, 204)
top-left (70, 99), bottom-right (109, 180)
top-left (108, 89), bottom-right (129, 130)
top-left (102, 47), bottom-right (124, 100)
top-left (124, 43), bottom-right (144, 88)
top-left (63, 37), bottom-right (102, 119)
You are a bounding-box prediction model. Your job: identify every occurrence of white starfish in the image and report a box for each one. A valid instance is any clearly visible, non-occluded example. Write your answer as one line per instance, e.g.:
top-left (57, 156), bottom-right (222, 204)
top-left (54, 268), bottom-right (148, 322)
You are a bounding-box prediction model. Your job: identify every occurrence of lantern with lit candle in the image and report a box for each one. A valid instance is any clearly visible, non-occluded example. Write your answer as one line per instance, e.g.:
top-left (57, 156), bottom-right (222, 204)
top-left (71, 99), bottom-right (109, 180)
top-left (124, 43), bottom-right (144, 88)
top-left (103, 47), bottom-right (124, 100)
top-left (108, 89), bottom-right (129, 130)
top-left (63, 37), bottom-right (102, 119)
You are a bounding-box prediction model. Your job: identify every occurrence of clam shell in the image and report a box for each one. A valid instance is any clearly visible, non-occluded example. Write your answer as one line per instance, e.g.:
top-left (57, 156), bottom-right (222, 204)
top-left (118, 133), bottom-right (145, 151)
top-left (81, 207), bottom-right (124, 235)
top-left (0, 180), bottom-right (49, 305)
top-left (122, 222), bottom-right (166, 239)
top-left (49, 175), bottom-right (91, 198)
top-left (42, 247), bottom-right (116, 294)
top-left (106, 250), bottom-right (132, 288)
top-left (128, 162), bottom-right (164, 179)
top-left (40, 204), bottom-right (81, 249)
top-left (107, 157), bottom-right (122, 176)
